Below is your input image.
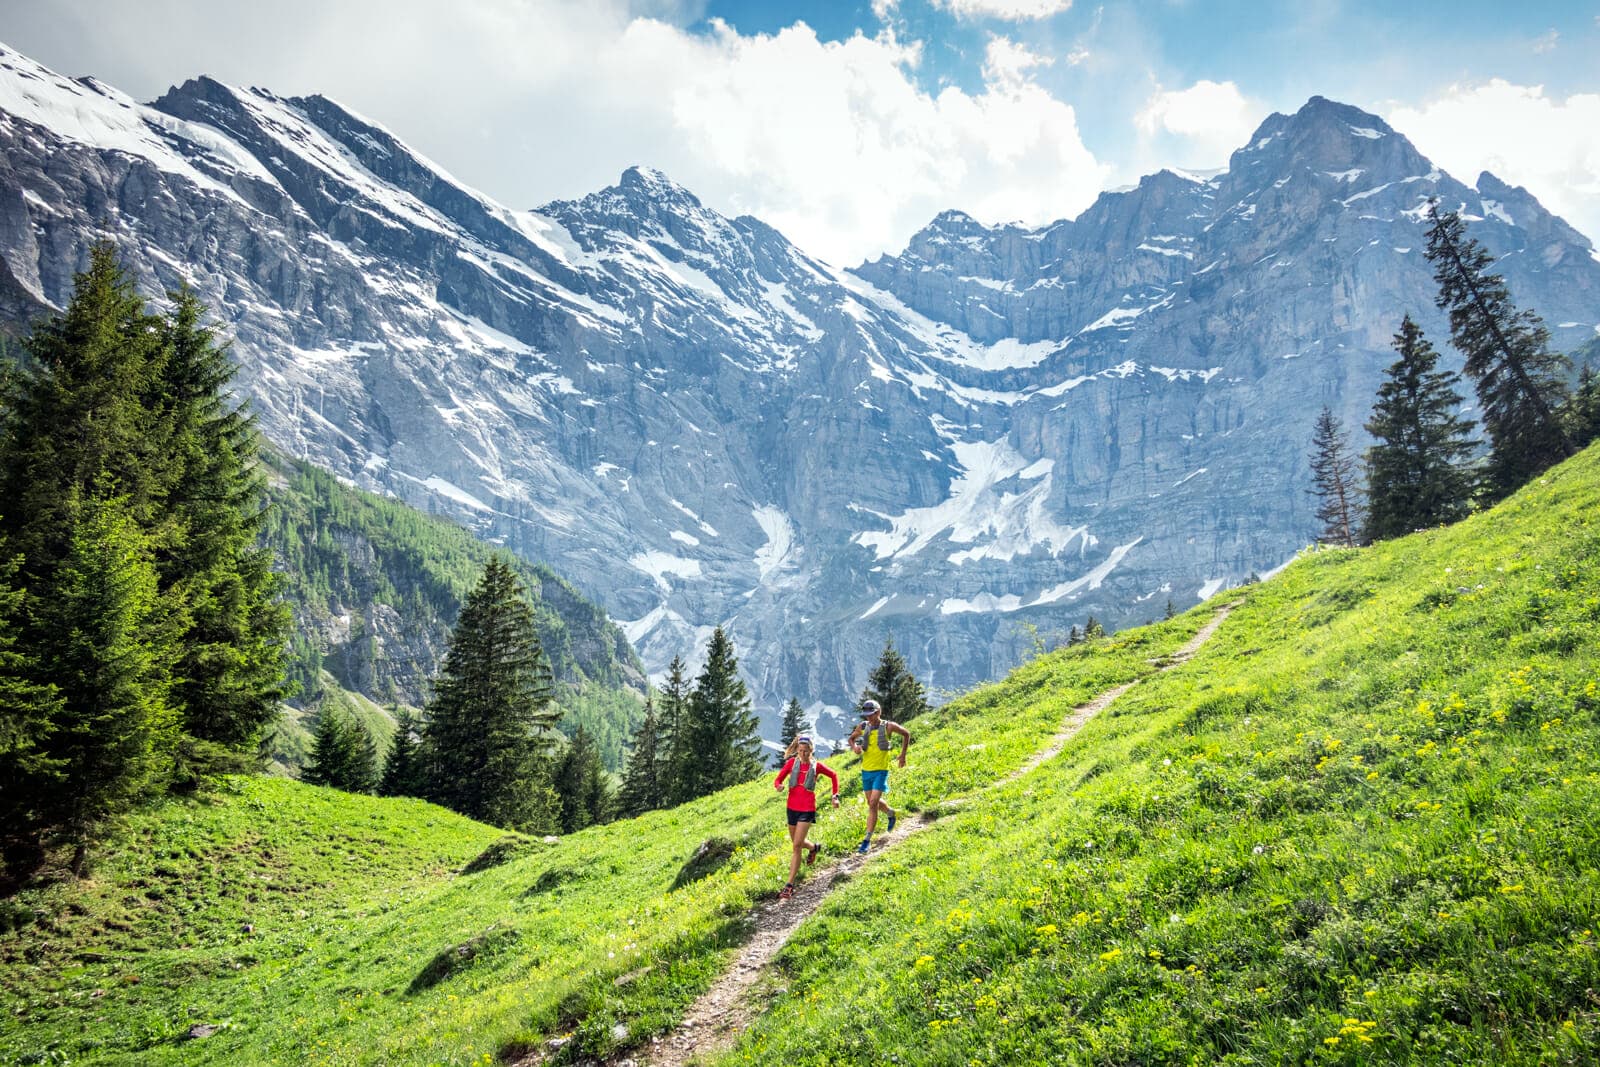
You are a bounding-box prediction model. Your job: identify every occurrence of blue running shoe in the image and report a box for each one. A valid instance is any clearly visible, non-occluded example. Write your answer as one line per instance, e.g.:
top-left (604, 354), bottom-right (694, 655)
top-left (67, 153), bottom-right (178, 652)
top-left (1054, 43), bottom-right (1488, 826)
top-left (887, 813), bottom-right (897, 833)
top-left (856, 838), bottom-right (871, 854)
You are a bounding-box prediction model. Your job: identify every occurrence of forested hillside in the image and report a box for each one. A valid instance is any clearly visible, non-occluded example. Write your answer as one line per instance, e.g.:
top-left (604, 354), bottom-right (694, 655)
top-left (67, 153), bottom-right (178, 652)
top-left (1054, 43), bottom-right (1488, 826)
top-left (260, 451), bottom-right (647, 771)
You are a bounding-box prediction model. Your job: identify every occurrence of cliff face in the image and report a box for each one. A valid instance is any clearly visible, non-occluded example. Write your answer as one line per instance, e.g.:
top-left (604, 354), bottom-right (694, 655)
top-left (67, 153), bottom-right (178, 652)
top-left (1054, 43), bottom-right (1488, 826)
top-left (4, 47), bottom-right (1597, 743)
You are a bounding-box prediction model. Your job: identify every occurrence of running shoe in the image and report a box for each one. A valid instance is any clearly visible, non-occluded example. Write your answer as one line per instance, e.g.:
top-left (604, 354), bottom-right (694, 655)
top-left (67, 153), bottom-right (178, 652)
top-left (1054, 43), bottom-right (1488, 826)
top-left (807, 842), bottom-right (822, 865)
top-left (779, 883), bottom-right (794, 900)
top-left (887, 813), bottom-right (897, 833)
top-left (856, 838), bottom-right (871, 854)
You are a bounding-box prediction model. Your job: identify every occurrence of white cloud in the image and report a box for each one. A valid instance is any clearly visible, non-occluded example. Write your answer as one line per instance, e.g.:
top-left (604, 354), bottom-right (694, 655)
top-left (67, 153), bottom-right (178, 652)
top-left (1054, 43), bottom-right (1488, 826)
top-left (1135, 79), bottom-right (1261, 167)
top-left (931, 0), bottom-right (1073, 20)
top-left (1531, 29), bottom-right (1559, 54)
top-left (1388, 80), bottom-right (1600, 244)
top-left (4, 0), bottom-right (1108, 264)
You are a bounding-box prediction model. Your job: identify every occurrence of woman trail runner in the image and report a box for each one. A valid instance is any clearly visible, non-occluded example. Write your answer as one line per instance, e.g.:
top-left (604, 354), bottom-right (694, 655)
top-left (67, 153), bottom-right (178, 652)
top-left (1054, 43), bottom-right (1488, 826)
top-left (772, 735), bottom-right (839, 900)
top-left (847, 698), bottom-right (910, 853)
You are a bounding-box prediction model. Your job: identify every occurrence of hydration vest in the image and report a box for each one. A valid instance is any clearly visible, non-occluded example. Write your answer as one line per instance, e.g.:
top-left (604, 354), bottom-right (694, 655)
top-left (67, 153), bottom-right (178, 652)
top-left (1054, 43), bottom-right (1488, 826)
top-left (788, 759), bottom-right (818, 791)
top-left (860, 721), bottom-right (892, 752)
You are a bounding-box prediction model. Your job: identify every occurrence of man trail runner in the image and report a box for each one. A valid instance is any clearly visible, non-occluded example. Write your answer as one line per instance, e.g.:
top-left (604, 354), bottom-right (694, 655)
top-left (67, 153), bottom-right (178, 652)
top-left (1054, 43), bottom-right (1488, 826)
top-left (772, 734), bottom-right (839, 900)
top-left (847, 698), bottom-right (910, 853)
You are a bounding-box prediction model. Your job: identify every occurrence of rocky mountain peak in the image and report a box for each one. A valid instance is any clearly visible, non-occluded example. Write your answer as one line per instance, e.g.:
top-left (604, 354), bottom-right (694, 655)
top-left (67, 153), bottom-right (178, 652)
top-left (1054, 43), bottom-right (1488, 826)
top-left (5, 41), bottom-right (1600, 742)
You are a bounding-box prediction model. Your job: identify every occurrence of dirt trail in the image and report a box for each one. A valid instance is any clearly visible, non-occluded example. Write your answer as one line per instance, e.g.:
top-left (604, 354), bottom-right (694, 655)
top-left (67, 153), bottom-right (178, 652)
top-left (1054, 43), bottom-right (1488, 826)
top-left (532, 604), bottom-right (1235, 1067)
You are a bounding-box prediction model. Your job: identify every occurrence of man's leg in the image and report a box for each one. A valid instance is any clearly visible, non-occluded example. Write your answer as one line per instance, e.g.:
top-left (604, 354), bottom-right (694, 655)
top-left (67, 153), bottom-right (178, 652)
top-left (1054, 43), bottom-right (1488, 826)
top-left (864, 790), bottom-right (882, 836)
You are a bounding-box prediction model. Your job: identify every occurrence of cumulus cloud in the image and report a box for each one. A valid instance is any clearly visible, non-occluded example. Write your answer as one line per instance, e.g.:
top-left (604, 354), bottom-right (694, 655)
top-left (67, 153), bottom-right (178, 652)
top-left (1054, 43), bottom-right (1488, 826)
top-left (1388, 80), bottom-right (1600, 244)
top-left (1135, 80), bottom-right (1261, 168)
top-left (931, 0), bottom-right (1073, 20)
top-left (4, 0), bottom-right (1108, 263)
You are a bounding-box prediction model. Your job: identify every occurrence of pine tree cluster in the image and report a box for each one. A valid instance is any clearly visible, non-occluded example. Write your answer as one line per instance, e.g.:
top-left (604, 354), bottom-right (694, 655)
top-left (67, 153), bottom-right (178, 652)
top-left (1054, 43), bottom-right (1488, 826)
top-left (0, 244), bottom-right (290, 878)
top-left (616, 629), bottom-right (766, 817)
top-left (1307, 205), bottom-right (1599, 550)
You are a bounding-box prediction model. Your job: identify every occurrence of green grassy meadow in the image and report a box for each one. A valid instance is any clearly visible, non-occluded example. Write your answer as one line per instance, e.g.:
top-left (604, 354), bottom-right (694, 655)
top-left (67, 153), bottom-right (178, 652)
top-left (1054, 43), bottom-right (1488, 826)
top-left (0, 587), bottom-right (1213, 1064)
top-left (5, 444), bottom-right (1600, 1065)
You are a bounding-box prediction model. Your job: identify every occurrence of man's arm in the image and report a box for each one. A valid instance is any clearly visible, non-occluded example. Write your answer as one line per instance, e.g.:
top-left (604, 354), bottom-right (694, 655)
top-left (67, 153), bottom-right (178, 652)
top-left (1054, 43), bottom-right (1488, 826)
top-left (847, 725), bottom-right (865, 753)
top-left (889, 722), bottom-right (911, 766)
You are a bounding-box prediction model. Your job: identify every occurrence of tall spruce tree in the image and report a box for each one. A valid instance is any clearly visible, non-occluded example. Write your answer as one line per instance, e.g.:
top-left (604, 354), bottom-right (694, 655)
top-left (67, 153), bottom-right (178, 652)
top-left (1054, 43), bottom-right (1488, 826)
top-left (33, 488), bottom-right (180, 872)
top-left (554, 724), bottom-right (610, 832)
top-left (1308, 406), bottom-right (1363, 547)
top-left (378, 708), bottom-right (424, 797)
top-left (0, 244), bottom-right (168, 588)
top-left (683, 628), bottom-right (763, 799)
top-left (617, 695), bottom-right (663, 817)
top-left (860, 639), bottom-right (930, 723)
top-left (1363, 315), bottom-right (1479, 541)
top-left (420, 558), bottom-right (560, 831)
top-left (779, 697), bottom-right (806, 746)
top-left (656, 655), bottom-right (694, 805)
top-left (1425, 204), bottom-right (1573, 494)
top-left (152, 289), bottom-right (289, 769)
top-left (303, 707), bottom-right (376, 793)
top-left (1083, 616), bottom-right (1105, 639)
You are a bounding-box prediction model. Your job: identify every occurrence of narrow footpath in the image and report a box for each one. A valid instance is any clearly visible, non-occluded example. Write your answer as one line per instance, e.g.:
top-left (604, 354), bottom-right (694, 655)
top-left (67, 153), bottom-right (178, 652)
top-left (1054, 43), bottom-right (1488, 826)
top-left (537, 604), bottom-right (1235, 1067)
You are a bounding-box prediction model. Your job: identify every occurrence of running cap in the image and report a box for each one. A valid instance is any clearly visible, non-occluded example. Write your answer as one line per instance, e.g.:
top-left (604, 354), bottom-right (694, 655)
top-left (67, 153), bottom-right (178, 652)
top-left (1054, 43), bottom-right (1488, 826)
top-left (859, 698), bottom-right (882, 716)
top-left (795, 734), bottom-right (813, 746)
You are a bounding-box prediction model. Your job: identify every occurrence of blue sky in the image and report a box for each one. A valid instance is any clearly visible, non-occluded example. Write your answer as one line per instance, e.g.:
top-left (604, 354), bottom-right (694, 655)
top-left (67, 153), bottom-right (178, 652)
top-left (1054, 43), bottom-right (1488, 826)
top-left (690, 0), bottom-right (1600, 174)
top-left (6, 0), bottom-right (1598, 261)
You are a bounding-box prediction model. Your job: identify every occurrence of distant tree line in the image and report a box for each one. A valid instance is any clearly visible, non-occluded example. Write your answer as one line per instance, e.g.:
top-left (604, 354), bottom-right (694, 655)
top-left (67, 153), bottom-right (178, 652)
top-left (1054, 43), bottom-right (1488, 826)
top-left (0, 244), bottom-right (290, 881)
top-left (1309, 204), bottom-right (1600, 547)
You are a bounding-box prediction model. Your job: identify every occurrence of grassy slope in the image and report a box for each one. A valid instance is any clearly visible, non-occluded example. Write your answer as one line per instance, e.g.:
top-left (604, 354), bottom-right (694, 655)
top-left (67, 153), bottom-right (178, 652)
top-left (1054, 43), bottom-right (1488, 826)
top-left (0, 610), bottom-right (1216, 1065)
top-left (6, 446), bottom-right (1599, 1065)
top-left (734, 448), bottom-right (1600, 1065)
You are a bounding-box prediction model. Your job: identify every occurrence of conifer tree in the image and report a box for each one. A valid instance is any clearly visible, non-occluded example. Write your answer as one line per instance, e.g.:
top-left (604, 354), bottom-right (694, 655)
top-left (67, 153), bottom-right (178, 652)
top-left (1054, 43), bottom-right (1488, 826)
top-left (656, 655), bottom-right (694, 805)
top-left (33, 488), bottom-right (180, 872)
top-left (778, 697), bottom-right (807, 748)
top-left (378, 708), bottom-right (424, 797)
top-left (1308, 406), bottom-right (1363, 547)
top-left (0, 244), bottom-right (167, 588)
top-left (1083, 616), bottom-right (1105, 639)
top-left (303, 707), bottom-right (376, 793)
top-left (152, 289), bottom-right (290, 768)
top-left (420, 558), bottom-right (560, 830)
top-left (617, 695), bottom-right (663, 817)
top-left (554, 724), bottom-right (610, 832)
top-left (1163, 599), bottom-right (1176, 621)
top-left (1363, 315), bottom-right (1479, 541)
top-left (0, 544), bottom-right (64, 880)
top-left (1066, 625), bottom-right (1083, 646)
top-left (1425, 204), bottom-right (1573, 494)
top-left (1567, 362), bottom-right (1600, 449)
top-left (860, 639), bottom-right (930, 723)
top-left (683, 628), bottom-right (763, 799)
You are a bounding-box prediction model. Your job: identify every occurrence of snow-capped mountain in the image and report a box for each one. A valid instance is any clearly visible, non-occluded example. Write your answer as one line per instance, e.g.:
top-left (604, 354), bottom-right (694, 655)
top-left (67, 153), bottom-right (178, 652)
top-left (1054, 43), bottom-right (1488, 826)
top-left (3, 43), bottom-right (1598, 740)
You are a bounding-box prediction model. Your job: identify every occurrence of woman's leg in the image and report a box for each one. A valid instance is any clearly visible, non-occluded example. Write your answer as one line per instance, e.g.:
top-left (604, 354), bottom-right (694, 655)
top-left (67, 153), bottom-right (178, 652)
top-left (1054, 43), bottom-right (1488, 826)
top-left (787, 820), bottom-right (804, 886)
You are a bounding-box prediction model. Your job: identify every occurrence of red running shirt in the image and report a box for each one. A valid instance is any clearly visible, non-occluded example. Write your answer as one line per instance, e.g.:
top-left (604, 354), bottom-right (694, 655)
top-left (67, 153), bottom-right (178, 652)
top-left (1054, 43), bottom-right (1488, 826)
top-left (773, 758), bottom-right (839, 812)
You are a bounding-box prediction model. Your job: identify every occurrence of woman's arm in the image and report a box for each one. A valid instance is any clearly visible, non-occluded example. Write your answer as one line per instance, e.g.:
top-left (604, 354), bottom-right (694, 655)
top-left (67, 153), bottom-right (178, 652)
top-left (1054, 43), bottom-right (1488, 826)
top-left (774, 758), bottom-right (795, 789)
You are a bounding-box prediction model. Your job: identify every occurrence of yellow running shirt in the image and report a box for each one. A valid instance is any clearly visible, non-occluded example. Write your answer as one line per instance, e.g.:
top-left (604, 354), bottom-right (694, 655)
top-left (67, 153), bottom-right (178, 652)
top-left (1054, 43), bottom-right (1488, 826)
top-left (860, 724), bottom-right (893, 771)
